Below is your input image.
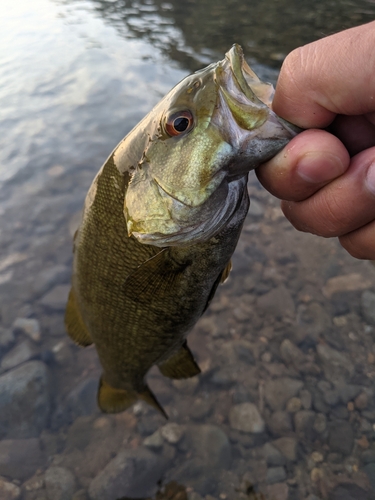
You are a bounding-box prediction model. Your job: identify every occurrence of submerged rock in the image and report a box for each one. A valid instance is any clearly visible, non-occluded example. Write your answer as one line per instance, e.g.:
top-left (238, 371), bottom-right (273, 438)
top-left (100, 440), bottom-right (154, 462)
top-left (0, 438), bottom-right (45, 481)
top-left (229, 403), bottom-right (265, 434)
top-left (264, 378), bottom-right (304, 411)
top-left (45, 466), bottom-right (76, 500)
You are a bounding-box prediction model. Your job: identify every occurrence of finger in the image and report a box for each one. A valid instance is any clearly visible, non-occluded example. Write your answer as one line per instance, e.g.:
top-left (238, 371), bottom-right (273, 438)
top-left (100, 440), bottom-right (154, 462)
top-left (329, 114), bottom-right (375, 156)
top-left (280, 147), bottom-right (375, 237)
top-left (257, 129), bottom-right (350, 201)
top-left (273, 22), bottom-right (375, 128)
top-left (339, 221), bottom-right (375, 260)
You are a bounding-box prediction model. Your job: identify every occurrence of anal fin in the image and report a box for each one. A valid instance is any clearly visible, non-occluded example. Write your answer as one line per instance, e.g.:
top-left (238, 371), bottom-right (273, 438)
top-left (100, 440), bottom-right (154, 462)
top-left (64, 288), bottom-right (92, 347)
top-left (158, 342), bottom-right (201, 379)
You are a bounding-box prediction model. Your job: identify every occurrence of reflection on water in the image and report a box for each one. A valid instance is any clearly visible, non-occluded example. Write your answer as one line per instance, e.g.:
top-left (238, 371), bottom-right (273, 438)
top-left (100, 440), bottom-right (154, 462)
top-left (1, 0), bottom-right (375, 499)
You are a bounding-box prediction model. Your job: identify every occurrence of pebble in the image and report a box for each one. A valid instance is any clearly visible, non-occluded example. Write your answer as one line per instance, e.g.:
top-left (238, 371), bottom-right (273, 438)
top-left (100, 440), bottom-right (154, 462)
top-left (361, 290), bottom-right (375, 325)
top-left (0, 438), bottom-right (45, 480)
top-left (256, 285), bottom-right (295, 319)
top-left (363, 462), bottom-right (375, 490)
top-left (311, 451), bottom-right (324, 463)
top-left (0, 340), bottom-right (38, 372)
top-left (39, 285), bottom-right (70, 310)
top-left (266, 482), bottom-right (289, 500)
top-left (161, 423), bottom-right (184, 444)
top-left (355, 392), bottom-right (369, 410)
top-left (322, 273), bottom-right (372, 298)
top-left (0, 328), bottom-right (15, 354)
top-left (88, 447), bottom-right (167, 500)
top-left (12, 318), bottom-right (41, 342)
top-left (262, 442), bottom-right (286, 466)
top-left (45, 466), bottom-right (76, 500)
top-left (328, 421), bottom-right (354, 455)
top-left (294, 410), bottom-right (315, 438)
top-left (0, 477), bottom-right (21, 500)
top-left (272, 437), bottom-right (298, 462)
top-left (299, 389), bottom-right (312, 410)
top-left (229, 403), bottom-right (265, 434)
top-left (361, 449), bottom-right (375, 464)
top-left (185, 425), bottom-right (231, 469)
top-left (0, 361), bottom-right (50, 439)
top-left (286, 397), bottom-right (302, 413)
top-left (266, 466), bottom-right (286, 484)
top-left (264, 378), bottom-right (304, 411)
top-left (279, 339), bottom-right (304, 369)
top-left (143, 430), bottom-right (164, 450)
top-left (316, 344), bottom-right (354, 382)
top-left (313, 413), bottom-right (327, 434)
top-left (190, 398), bottom-right (213, 420)
top-left (64, 377), bottom-right (98, 423)
top-left (267, 411), bottom-right (292, 436)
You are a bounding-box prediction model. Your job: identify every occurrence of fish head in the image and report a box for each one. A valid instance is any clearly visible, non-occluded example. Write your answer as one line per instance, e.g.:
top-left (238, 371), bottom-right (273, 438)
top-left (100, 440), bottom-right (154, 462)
top-left (116, 45), bottom-right (299, 246)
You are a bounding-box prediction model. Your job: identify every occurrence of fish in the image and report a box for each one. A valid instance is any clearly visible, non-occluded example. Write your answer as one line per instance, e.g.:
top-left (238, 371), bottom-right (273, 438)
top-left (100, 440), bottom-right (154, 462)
top-left (65, 44), bottom-right (298, 417)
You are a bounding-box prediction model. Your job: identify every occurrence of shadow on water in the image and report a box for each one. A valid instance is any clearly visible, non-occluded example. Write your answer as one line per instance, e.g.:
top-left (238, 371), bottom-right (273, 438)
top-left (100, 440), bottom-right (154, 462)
top-left (2, 0), bottom-right (375, 499)
top-left (62, 0), bottom-right (375, 70)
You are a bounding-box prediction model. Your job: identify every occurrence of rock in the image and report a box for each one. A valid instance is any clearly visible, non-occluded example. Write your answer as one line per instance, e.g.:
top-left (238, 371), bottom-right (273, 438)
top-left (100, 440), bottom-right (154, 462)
top-left (266, 466), bottom-right (286, 484)
top-left (328, 421), bottom-right (354, 455)
top-left (229, 403), bottom-right (265, 434)
top-left (361, 290), bottom-right (375, 325)
top-left (300, 389), bottom-right (312, 410)
top-left (316, 344), bottom-right (354, 382)
top-left (286, 397), bottom-right (302, 413)
top-left (161, 423), bottom-right (184, 444)
top-left (45, 466), bottom-right (76, 500)
top-left (267, 411), bottom-right (292, 437)
top-left (355, 392), bottom-right (369, 410)
top-left (33, 265), bottom-right (70, 296)
top-left (186, 425), bottom-right (231, 469)
top-left (72, 491), bottom-right (89, 500)
top-left (173, 458), bottom-right (216, 496)
top-left (311, 451), bottom-right (324, 463)
top-left (262, 443), bottom-right (286, 466)
top-left (0, 361), bottom-right (50, 439)
top-left (0, 477), bottom-right (21, 500)
top-left (64, 377), bottom-right (98, 422)
top-left (266, 482), bottom-right (289, 500)
top-left (361, 449), bottom-right (375, 464)
top-left (0, 340), bottom-right (39, 372)
top-left (0, 438), bottom-right (45, 480)
top-left (190, 398), bottom-right (212, 420)
top-left (12, 318), bottom-right (41, 342)
top-left (264, 378), bottom-right (304, 411)
top-left (0, 328), bottom-right (15, 354)
top-left (144, 430), bottom-right (164, 450)
top-left (88, 447), bottom-right (167, 500)
top-left (313, 413), bottom-right (327, 434)
top-left (294, 410), bottom-right (315, 439)
top-left (322, 273), bottom-right (372, 298)
top-left (336, 383), bottom-right (362, 404)
top-left (297, 302), bottom-right (332, 339)
top-left (364, 463), bottom-right (375, 490)
top-left (332, 483), bottom-right (374, 500)
top-left (256, 285), bottom-right (295, 319)
top-left (279, 339), bottom-right (305, 369)
top-left (40, 285), bottom-right (70, 311)
top-left (272, 437), bottom-right (298, 462)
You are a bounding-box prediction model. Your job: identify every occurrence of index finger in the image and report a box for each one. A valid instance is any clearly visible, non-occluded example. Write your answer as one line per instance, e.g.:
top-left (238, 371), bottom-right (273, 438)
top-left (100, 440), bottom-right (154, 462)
top-left (273, 21), bottom-right (375, 129)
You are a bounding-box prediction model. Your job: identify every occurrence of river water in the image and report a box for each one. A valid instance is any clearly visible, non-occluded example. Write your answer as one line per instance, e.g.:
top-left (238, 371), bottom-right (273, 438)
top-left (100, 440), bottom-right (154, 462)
top-left (1, 1), bottom-right (375, 499)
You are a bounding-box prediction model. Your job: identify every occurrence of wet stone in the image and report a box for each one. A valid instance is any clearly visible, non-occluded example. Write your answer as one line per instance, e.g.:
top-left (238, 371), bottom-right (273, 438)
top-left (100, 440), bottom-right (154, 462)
top-left (328, 421), bottom-right (354, 455)
top-left (0, 477), bottom-right (21, 500)
top-left (88, 447), bottom-right (167, 500)
top-left (316, 344), bottom-right (354, 382)
top-left (266, 466), bottom-right (286, 484)
top-left (64, 377), bottom-right (98, 423)
top-left (286, 397), bottom-right (302, 413)
top-left (266, 482), bottom-right (289, 500)
top-left (267, 411), bottom-right (292, 437)
top-left (186, 425), bottom-right (231, 469)
top-left (355, 392), bottom-right (369, 410)
top-left (39, 285), bottom-right (70, 311)
top-left (161, 423), bottom-right (184, 444)
top-left (32, 265), bottom-right (70, 296)
top-left (256, 285), bottom-right (295, 319)
top-left (0, 340), bottom-right (39, 372)
top-left (0, 328), bottom-right (15, 355)
top-left (361, 290), bottom-right (375, 325)
top-left (294, 410), bottom-right (315, 439)
top-left (190, 398), bottom-right (212, 420)
top-left (363, 463), bottom-right (375, 490)
top-left (229, 403), bottom-right (265, 434)
top-left (300, 389), bottom-right (312, 410)
top-left (0, 361), bottom-right (50, 439)
top-left (262, 442), bottom-right (286, 466)
top-left (143, 430), bottom-right (163, 450)
top-left (313, 413), bottom-right (327, 434)
top-left (272, 437), bottom-right (298, 462)
top-left (0, 438), bottom-right (45, 481)
top-left (332, 483), bottom-right (374, 500)
top-left (45, 466), bottom-right (76, 500)
top-left (173, 458), bottom-right (217, 496)
top-left (361, 449), bottom-right (375, 464)
top-left (264, 378), bottom-right (304, 411)
top-left (12, 318), bottom-right (41, 343)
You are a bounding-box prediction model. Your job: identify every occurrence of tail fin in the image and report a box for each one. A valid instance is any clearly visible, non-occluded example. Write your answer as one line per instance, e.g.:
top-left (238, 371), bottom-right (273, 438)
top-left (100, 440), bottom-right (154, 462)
top-left (97, 376), bottom-right (167, 418)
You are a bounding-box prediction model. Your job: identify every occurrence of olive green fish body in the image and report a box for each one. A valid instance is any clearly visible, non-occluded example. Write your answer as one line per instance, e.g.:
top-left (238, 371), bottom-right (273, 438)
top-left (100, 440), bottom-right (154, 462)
top-left (66, 45), bottom-right (299, 415)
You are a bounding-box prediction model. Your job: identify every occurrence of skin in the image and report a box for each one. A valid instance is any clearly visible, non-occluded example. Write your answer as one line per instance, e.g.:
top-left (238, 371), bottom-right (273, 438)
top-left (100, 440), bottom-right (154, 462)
top-left (257, 21), bottom-right (375, 259)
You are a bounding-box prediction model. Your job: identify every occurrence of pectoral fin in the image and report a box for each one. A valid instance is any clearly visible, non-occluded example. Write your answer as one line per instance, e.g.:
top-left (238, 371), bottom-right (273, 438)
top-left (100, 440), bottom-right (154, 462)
top-left (220, 260), bottom-right (232, 283)
top-left (64, 288), bottom-right (92, 347)
top-left (158, 342), bottom-right (201, 379)
top-left (123, 249), bottom-right (190, 305)
top-left (98, 377), bottom-right (168, 418)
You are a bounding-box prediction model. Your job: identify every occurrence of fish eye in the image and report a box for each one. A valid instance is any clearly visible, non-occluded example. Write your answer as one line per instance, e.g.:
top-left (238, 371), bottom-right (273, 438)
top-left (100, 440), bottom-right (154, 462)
top-left (165, 110), bottom-right (194, 137)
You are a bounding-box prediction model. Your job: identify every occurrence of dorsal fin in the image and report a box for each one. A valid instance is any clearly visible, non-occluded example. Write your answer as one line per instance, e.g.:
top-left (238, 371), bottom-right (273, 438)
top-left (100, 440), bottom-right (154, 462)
top-left (158, 342), bottom-right (201, 379)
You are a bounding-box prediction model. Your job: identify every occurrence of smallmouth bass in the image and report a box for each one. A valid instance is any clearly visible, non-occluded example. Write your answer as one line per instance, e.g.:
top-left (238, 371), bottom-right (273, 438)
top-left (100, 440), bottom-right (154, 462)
top-left (65, 45), bottom-right (298, 416)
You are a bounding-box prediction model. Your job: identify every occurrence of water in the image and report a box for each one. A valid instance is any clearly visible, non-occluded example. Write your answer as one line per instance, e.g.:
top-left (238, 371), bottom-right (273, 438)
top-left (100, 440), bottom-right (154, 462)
top-left (1, 1), bottom-right (375, 499)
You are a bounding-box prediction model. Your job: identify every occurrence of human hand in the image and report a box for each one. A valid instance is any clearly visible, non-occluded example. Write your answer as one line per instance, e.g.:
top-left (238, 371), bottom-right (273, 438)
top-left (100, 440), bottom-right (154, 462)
top-left (257, 21), bottom-right (375, 259)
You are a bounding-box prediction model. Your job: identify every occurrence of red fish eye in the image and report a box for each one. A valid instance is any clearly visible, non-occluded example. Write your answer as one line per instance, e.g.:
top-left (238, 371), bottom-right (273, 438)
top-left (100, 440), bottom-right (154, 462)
top-left (165, 110), bottom-right (194, 136)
